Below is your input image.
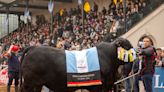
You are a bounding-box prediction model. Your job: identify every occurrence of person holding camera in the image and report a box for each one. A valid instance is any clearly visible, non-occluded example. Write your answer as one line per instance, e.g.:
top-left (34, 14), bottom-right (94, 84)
top-left (138, 36), bottom-right (156, 92)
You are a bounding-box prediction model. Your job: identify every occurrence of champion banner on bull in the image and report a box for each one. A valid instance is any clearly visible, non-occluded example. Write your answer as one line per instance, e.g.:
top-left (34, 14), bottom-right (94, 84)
top-left (153, 67), bottom-right (164, 92)
top-left (65, 47), bottom-right (102, 87)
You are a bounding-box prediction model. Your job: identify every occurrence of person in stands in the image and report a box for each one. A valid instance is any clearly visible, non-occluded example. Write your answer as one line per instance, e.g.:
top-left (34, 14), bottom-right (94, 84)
top-left (155, 48), bottom-right (163, 66)
top-left (160, 49), bottom-right (164, 67)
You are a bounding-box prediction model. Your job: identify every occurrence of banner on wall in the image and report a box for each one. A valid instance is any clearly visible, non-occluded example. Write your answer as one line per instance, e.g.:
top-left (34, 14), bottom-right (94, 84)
top-left (153, 67), bottom-right (164, 92)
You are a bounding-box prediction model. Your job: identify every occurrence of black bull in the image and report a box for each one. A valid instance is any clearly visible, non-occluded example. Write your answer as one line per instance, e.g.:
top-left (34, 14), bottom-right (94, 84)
top-left (20, 38), bottom-right (133, 92)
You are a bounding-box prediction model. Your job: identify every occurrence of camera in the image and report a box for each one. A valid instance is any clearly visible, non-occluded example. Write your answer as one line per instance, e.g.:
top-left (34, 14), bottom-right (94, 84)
top-left (138, 41), bottom-right (144, 48)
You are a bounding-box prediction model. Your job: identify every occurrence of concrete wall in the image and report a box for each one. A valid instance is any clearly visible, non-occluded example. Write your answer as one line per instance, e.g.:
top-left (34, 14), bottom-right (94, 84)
top-left (122, 4), bottom-right (164, 48)
top-left (31, 0), bottom-right (111, 24)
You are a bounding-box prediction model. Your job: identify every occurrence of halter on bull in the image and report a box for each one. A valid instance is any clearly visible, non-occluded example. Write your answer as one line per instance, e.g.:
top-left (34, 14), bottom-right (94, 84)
top-left (19, 37), bottom-right (136, 92)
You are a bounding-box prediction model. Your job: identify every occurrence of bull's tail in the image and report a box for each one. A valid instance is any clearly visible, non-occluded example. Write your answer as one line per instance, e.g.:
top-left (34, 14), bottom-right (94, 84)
top-left (19, 46), bottom-right (35, 88)
top-left (20, 46), bottom-right (35, 63)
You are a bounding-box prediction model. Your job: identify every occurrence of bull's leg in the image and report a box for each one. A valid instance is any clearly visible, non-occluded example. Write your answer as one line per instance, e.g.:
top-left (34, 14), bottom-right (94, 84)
top-left (85, 86), bottom-right (102, 92)
top-left (93, 88), bottom-right (108, 92)
top-left (89, 89), bottom-right (102, 92)
top-left (101, 88), bottom-right (109, 92)
top-left (34, 85), bottom-right (42, 92)
top-left (20, 82), bottom-right (35, 92)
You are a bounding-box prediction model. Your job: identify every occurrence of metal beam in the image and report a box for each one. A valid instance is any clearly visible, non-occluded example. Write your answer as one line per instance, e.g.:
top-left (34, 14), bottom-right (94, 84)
top-left (0, 9), bottom-right (23, 15)
top-left (0, 3), bottom-right (47, 10)
top-left (55, 0), bottom-right (72, 3)
top-left (0, 1), bottom-right (7, 5)
top-left (0, 0), bottom-right (73, 9)
top-left (43, 0), bottom-right (72, 3)
top-left (0, 0), bottom-right (21, 9)
top-left (17, 4), bottom-right (47, 9)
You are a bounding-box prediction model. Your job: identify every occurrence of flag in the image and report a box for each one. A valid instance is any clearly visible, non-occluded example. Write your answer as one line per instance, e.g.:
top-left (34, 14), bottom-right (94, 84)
top-left (78, 0), bottom-right (82, 5)
top-left (48, 1), bottom-right (54, 13)
top-left (5, 16), bottom-right (9, 26)
top-left (84, 1), bottom-right (90, 13)
top-left (24, 8), bottom-right (30, 24)
top-left (24, 8), bottom-right (29, 17)
top-left (60, 9), bottom-right (64, 16)
top-left (113, 0), bottom-right (117, 5)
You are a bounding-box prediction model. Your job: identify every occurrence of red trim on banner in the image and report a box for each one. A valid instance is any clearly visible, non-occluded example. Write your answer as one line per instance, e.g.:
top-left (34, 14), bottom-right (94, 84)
top-left (67, 80), bottom-right (102, 87)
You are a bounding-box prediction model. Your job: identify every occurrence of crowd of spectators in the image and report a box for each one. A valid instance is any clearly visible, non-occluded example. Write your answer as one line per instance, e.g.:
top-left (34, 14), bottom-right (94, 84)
top-left (156, 48), bottom-right (164, 67)
top-left (0, 0), bottom-right (162, 66)
top-left (0, 1), bottom-right (164, 92)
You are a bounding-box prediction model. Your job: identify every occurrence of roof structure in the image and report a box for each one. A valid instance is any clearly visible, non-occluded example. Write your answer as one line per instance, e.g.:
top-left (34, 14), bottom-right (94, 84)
top-left (0, 0), bottom-right (72, 14)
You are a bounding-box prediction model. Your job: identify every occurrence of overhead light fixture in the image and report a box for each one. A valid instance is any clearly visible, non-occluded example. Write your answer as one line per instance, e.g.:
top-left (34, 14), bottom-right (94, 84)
top-left (12, 0), bottom-right (19, 7)
top-left (13, 3), bottom-right (18, 6)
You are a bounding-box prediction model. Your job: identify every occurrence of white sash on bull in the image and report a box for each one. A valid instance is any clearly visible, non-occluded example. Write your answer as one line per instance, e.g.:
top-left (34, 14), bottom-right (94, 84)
top-left (65, 47), bottom-right (102, 87)
top-left (131, 48), bottom-right (137, 60)
top-left (117, 47), bottom-right (137, 62)
top-left (124, 50), bottom-right (129, 62)
top-left (75, 50), bottom-right (88, 73)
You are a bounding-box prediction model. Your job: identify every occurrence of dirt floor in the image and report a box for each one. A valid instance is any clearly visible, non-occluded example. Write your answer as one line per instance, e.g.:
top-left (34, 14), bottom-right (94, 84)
top-left (0, 85), bottom-right (88, 92)
top-left (0, 85), bottom-right (45, 92)
top-left (0, 85), bottom-right (15, 92)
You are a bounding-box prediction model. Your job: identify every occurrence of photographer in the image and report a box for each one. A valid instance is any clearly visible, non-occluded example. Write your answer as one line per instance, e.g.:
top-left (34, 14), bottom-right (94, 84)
top-left (138, 36), bottom-right (156, 92)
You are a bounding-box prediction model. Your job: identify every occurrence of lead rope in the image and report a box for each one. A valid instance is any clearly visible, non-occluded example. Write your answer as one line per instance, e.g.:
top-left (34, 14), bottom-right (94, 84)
top-left (114, 55), bottom-right (143, 92)
top-left (130, 55), bottom-right (142, 92)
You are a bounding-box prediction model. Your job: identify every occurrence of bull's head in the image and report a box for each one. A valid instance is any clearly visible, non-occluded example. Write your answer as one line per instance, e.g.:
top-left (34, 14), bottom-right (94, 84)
top-left (113, 37), bottom-right (136, 63)
top-left (114, 37), bottom-right (133, 50)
